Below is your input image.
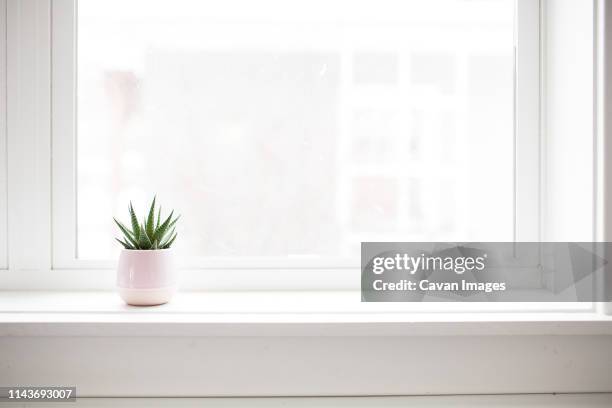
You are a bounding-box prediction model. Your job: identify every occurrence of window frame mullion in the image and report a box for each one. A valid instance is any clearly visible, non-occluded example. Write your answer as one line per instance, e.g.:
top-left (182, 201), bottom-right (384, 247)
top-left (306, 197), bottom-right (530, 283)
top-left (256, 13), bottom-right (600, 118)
top-left (6, 0), bottom-right (52, 271)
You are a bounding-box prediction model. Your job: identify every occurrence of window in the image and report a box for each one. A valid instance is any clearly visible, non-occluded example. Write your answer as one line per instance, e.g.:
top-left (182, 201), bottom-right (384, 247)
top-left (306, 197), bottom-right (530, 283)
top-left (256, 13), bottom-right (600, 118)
top-left (52, 0), bottom-right (540, 273)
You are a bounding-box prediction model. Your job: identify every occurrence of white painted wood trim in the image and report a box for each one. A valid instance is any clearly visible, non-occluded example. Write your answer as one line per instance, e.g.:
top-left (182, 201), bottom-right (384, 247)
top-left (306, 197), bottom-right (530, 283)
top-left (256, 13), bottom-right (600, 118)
top-left (597, 0), bottom-right (611, 242)
top-left (0, 291), bottom-right (610, 396)
top-left (0, 291), bottom-right (600, 334)
top-left (596, 0), bottom-right (612, 315)
top-left (2, 333), bottom-right (612, 396)
top-left (541, 0), bottom-right (595, 243)
top-left (6, 0), bottom-right (52, 271)
top-left (51, 0), bottom-right (76, 269)
top-left (3, 316), bottom-right (612, 337)
top-left (0, 0), bottom-right (7, 270)
top-left (515, 0), bottom-right (541, 242)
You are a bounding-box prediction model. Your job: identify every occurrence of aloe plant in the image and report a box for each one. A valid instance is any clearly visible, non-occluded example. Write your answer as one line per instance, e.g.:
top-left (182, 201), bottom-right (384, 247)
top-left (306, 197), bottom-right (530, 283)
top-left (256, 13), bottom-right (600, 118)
top-left (114, 197), bottom-right (179, 250)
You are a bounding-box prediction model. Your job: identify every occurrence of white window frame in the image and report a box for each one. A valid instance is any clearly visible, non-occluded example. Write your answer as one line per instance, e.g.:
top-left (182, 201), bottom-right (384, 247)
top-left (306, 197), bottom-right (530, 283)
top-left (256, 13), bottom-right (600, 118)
top-left (5, 0), bottom-right (52, 274)
top-left (4, 0), bottom-right (600, 299)
top-left (0, 0), bottom-right (7, 270)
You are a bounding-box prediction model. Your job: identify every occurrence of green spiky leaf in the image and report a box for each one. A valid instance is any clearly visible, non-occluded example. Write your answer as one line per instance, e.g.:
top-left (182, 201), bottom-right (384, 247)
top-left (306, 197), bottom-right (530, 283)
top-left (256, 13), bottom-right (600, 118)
top-left (146, 196), bottom-right (156, 240)
top-left (157, 215), bottom-right (180, 242)
top-left (154, 210), bottom-right (175, 242)
top-left (113, 218), bottom-right (138, 247)
top-left (129, 202), bottom-right (140, 241)
top-left (114, 197), bottom-right (179, 250)
top-left (115, 238), bottom-right (133, 249)
top-left (162, 232), bottom-right (177, 249)
top-left (139, 221), bottom-right (152, 249)
top-left (160, 227), bottom-right (176, 247)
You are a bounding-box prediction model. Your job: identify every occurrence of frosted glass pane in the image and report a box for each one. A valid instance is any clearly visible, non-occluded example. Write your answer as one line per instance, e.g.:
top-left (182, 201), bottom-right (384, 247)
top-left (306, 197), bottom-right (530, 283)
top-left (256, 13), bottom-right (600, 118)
top-left (77, 0), bottom-right (515, 260)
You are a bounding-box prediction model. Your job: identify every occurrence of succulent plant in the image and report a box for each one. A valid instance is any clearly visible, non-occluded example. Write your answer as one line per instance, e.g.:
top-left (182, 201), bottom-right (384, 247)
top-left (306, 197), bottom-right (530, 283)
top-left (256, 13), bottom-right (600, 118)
top-left (114, 196), bottom-right (179, 250)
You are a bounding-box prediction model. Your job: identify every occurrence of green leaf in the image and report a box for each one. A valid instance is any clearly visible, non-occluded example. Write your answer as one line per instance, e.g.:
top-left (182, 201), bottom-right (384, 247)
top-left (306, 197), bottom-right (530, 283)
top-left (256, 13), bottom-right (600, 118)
top-left (146, 196), bottom-right (156, 241)
top-left (115, 238), bottom-right (133, 249)
top-left (113, 218), bottom-right (138, 247)
top-left (153, 210), bottom-right (175, 242)
top-left (162, 232), bottom-right (177, 249)
top-left (160, 227), bottom-right (176, 247)
top-left (159, 215), bottom-right (180, 242)
top-left (129, 202), bottom-right (140, 241)
top-left (114, 198), bottom-right (180, 250)
top-left (167, 215), bottom-right (180, 231)
top-left (139, 221), bottom-right (152, 249)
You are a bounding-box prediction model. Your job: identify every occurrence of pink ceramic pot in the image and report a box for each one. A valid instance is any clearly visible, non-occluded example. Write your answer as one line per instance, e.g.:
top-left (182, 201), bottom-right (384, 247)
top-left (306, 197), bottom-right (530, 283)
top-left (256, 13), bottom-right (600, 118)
top-left (116, 249), bottom-right (178, 306)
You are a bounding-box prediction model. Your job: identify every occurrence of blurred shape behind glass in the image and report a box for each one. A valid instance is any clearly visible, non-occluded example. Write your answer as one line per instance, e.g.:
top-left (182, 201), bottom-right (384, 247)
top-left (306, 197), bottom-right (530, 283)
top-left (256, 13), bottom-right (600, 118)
top-left (77, 0), bottom-right (514, 261)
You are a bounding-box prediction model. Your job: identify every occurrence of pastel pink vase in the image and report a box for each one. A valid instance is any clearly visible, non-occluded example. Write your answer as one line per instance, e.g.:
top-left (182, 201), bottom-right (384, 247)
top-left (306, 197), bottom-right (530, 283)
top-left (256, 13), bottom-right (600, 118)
top-left (116, 249), bottom-right (178, 306)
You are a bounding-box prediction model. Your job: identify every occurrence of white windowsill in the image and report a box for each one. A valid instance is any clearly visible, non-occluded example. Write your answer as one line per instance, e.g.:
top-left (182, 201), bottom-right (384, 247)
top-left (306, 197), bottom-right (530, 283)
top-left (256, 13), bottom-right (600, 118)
top-left (1, 290), bottom-right (611, 337)
top-left (3, 290), bottom-right (612, 396)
